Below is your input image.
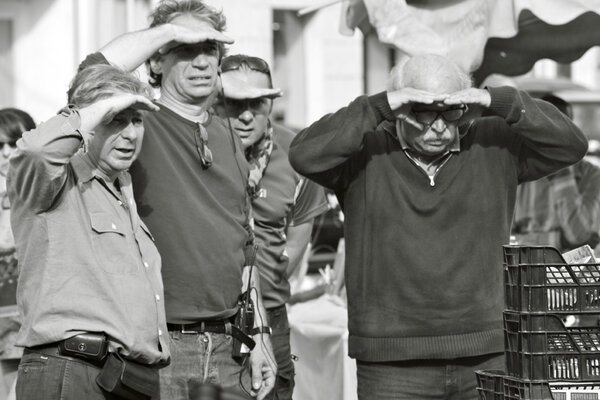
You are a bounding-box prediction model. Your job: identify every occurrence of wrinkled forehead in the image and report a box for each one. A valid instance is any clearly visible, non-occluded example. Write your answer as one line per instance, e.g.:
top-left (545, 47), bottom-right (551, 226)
top-left (113, 107), bottom-right (143, 120)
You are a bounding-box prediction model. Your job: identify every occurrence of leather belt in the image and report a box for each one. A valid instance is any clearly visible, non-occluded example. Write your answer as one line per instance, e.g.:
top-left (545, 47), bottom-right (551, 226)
top-left (24, 344), bottom-right (106, 368)
top-left (167, 320), bottom-right (256, 351)
top-left (167, 319), bottom-right (232, 334)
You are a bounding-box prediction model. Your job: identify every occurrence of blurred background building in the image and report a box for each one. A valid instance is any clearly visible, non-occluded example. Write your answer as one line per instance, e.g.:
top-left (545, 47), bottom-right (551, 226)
top-left (1, 0), bottom-right (599, 133)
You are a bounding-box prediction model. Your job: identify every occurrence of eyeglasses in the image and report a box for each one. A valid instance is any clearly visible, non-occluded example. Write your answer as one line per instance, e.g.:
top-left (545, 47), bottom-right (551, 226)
top-left (222, 98), bottom-right (271, 115)
top-left (194, 124), bottom-right (213, 168)
top-left (221, 55), bottom-right (271, 77)
top-left (168, 41), bottom-right (219, 58)
top-left (0, 140), bottom-right (17, 148)
top-left (411, 105), bottom-right (468, 126)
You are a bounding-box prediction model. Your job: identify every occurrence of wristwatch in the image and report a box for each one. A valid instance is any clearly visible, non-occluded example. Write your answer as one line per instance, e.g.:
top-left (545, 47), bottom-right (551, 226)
top-left (250, 326), bottom-right (272, 336)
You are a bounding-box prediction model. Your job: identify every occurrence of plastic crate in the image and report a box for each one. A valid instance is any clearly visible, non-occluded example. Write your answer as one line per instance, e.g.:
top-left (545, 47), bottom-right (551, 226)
top-left (504, 312), bottom-right (600, 381)
top-left (504, 245), bottom-right (600, 313)
top-left (476, 369), bottom-right (505, 400)
top-left (503, 375), bottom-right (555, 399)
top-left (477, 370), bottom-right (600, 400)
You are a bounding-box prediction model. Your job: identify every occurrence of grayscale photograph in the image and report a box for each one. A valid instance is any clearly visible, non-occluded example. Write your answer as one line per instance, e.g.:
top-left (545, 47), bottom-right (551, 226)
top-left (1, 0), bottom-right (600, 399)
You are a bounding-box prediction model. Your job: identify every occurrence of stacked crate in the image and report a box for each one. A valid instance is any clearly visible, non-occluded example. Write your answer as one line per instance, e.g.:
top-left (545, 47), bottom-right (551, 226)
top-left (476, 245), bottom-right (600, 400)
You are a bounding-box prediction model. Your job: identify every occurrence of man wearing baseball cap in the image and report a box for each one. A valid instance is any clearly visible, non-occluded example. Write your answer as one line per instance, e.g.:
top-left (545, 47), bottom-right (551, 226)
top-left (215, 54), bottom-right (329, 400)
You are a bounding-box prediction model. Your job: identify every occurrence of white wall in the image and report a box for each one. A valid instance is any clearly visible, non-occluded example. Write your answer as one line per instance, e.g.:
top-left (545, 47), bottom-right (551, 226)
top-left (215, 0), bottom-right (364, 129)
top-left (0, 0), bottom-right (151, 123)
top-left (3, 0), bottom-right (365, 128)
top-left (571, 47), bottom-right (600, 90)
top-left (1, 0), bottom-right (76, 123)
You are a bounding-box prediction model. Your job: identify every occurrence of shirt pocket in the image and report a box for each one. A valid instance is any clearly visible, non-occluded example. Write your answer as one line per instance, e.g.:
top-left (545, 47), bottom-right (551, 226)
top-left (90, 212), bottom-right (137, 274)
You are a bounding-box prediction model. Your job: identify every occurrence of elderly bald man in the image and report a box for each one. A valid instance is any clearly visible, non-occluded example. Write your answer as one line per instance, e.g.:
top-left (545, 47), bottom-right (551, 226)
top-left (288, 54), bottom-right (587, 400)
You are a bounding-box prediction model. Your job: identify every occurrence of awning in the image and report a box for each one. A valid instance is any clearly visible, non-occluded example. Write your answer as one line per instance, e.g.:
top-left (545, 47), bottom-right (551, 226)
top-left (337, 0), bottom-right (600, 85)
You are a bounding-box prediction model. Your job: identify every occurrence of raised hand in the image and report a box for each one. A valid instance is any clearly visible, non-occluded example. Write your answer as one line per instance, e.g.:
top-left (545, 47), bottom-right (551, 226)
top-left (444, 88), bottom-right (491, 108)
top-left (387, 87), bottom-right (448, 129)
top-left (219, 73), bottom-right (282, 100)
top-left (79, 94), bottom-right (159, 133)
top-left (158, 23), bottom-right (234, 55)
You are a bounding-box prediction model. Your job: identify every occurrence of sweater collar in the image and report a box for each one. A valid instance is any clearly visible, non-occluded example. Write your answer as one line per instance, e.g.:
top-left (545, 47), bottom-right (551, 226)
top-left (382, 120), bottom-right (471, 154)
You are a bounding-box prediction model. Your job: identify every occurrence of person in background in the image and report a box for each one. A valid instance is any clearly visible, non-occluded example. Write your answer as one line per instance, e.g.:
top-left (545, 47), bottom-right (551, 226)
top-left (0, 108), bottom-right (35, 253)
top-left (288, 53), bottom-right (587, 400)
top-left (513, 94), bottom-right (600, 253)
top-left (79, 1), bottom-right (276, 398)
top-left (8, 63), bottom-right (170, 400)
top-left (214, 54), bottom-right (329, 399)
top-left (0, 108), bottom-right (36, 396)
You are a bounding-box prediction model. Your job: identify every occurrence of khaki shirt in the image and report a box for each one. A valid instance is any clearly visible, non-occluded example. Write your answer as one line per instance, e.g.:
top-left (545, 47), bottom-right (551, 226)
top-left (7, 108), bottom-right (169, 365)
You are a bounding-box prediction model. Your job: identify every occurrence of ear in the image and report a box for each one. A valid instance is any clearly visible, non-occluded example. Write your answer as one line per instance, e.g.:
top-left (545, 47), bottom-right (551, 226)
top-left (148, 56), bottom-right (163, 76)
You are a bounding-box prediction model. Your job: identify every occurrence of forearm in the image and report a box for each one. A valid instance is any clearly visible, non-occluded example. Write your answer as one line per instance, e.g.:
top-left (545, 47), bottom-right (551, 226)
top-left (241, 265), bottom-right (269, 329)
top-left (9, 109), bottom-right (84, 211)
top-left (99, 24), bottom-right (174, 71)
top-left (289, 92), bottom-right (394, 188)
top-left (285, 221), bottom-right (313, 278)
top-left (245, 265), bottom-right (277, 399)
top-left (487, 86), bottom-right (587, 181)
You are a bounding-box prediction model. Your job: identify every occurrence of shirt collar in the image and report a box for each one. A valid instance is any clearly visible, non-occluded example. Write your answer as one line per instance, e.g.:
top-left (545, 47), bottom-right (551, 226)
top-left (71, 151), bottom-right (128, 190)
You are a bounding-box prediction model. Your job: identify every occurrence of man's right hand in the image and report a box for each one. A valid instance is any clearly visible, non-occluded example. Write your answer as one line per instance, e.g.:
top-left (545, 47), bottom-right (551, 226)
top-left (158, 23), bottom-right (234, 55)
top-left (78, 94), bottom-right (159, 133)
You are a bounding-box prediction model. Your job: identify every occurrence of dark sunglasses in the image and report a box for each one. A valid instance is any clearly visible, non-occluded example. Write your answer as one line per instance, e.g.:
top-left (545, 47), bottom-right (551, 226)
top-left (194, 124), bottom-right (213, 168)
top-left (221, 55), bottom-right (271, 76)
top-left (168, 41), bottom-right (219, 58)
top-left (0, 140), bottom-right (17, 147)
top-left (412, 105), bottom-right (468, 126)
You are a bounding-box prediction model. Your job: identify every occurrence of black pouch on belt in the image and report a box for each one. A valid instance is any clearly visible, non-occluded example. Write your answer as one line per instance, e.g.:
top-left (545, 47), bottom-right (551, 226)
top-left (96, 353), bottom-right (159, 400)
top-left (58, 332), bottom-right (108, 361)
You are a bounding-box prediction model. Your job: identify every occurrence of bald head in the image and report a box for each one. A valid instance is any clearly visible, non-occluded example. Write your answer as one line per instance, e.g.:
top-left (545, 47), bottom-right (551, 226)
top-left (389, 54), bottom-right (472, 94)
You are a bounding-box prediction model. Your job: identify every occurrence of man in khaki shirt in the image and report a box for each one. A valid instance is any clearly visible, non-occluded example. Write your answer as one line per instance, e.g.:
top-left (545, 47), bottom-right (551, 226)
top-left (8, 64), bottom-right (170, 400)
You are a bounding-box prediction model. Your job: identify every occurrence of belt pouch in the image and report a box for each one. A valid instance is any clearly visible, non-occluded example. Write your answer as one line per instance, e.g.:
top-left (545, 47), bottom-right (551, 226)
top-left (96, 353), bottom-right (158, 400)
top-left (58, 333), bottom-right (108, 361)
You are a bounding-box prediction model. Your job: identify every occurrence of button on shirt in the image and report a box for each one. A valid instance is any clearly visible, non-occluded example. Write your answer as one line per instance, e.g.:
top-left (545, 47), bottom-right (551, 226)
top-left (7, 109), bottom-right (170, 365)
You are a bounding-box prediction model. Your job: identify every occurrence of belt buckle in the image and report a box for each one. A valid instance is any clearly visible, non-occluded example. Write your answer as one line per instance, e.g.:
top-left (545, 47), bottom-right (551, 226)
top-left (180, 322), bottom-right (205, 334)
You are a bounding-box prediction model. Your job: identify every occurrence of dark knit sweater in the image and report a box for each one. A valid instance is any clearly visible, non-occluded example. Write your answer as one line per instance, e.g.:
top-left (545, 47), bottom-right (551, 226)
top-left (288, 87), bottom-right (587, 361)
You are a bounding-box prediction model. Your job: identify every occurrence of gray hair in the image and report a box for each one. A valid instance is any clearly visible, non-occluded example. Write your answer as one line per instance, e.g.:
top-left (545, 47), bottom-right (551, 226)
top-left (387, 54), bottom-right (472, 91)
top-left (68, 64), bottom-right (153, 108)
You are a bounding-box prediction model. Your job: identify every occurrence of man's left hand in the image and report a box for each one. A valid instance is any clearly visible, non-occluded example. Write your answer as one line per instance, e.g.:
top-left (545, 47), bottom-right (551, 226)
top-left (249, 335), bottom-right (277, 400)
top-left (444, 88), bottom-right (491, 108)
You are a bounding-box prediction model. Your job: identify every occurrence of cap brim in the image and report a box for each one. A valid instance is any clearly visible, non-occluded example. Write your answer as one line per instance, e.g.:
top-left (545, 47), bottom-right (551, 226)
top-left (220, 74), bottom-right (282, 100)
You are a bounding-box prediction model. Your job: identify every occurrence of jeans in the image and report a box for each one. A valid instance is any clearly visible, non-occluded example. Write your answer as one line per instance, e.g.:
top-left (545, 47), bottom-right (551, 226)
top-left (159, 331), bottom-right (252, 400)
top-left (266, 305), bottom-right (295, 400)
top-left (15, 350), bottom-right (123, 400)
top-left (356, 352), bottom-right (504, 400)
